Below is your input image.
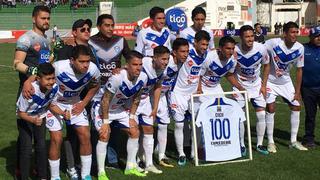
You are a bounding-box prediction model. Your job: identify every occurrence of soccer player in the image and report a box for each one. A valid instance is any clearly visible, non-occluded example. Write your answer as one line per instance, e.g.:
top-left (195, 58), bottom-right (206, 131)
top-left (156, 38), bottom-right (189, 167)
top-left (46, 45), bottom-right (100, 180)
top-left (302, 26), bottom-right (320, 148)
top-left (169, 30), bottom-right (210, 166)
top-left (16, 63), bottom-right (62, 180)
top-left (136, 45), bottom-right (170, 173)
top-left (265, 21), bottom-right (308, 151)
top-left (93, 51), bottom-right (147, 179)
top-left (13, 5), bottom-right (51, 179)
top-left (135, 6), bottom-right (171, 56)
top-left (234, 25), bottom-right (270, 155)
top-left (179, 6), bottom-right (214, 50)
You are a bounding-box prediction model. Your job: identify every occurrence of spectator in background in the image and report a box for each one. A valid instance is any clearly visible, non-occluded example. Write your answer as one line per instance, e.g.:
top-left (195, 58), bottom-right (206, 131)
top-left (254, 23), bottom-right (265, 43)
top-left (302, 26), bottom-right (320, 148)
top-left (274, 22), bottom-right (279, 35)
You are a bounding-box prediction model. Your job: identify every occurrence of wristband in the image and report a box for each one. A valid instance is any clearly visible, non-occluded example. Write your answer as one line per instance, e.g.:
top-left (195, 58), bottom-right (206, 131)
top-left (103, 118), bottom-right (109, 124)
top-left (129, 114), bottom-right (136, 120)
top-left (26, 66), bottom-right (38, 76)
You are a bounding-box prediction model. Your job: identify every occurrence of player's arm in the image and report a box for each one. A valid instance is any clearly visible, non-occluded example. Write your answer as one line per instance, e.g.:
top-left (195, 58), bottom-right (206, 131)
top-left (49, 103), bottom-right (70, 120)
top-left (17, 110), bottom-right (43, 126)
top-left (100, 88), bottom-right (113, 136)
top-left (134, 30), bottom-right (144, 54)
top-left (226, 72), bottom-right (245, 91)
top-left (294, 67), bottom-right (303, 101)
top-left (129, 89), bottom-right (143, 120)
top-left (197, 76), bottom-right (203, 94)
top-left (13, 50), bottom-right (29, 74)
top-left (260, 62), bottom-right (270, 98)
top-left (150, 82), bottom-right (162, 120)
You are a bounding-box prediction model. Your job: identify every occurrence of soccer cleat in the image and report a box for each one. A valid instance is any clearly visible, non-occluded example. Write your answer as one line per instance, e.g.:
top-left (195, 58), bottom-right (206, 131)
top-left (267, 143), bottom-right (277, 153)
top-left (241, 146), bottom-right (247, 157)
top-left (145, 165), bottom-right (163, 174)
top-left (177, 156), bottom-right (186, 166)
top-left (66, 167), bottom-right (78, 180)
top-left (302, 140), bottom-right (316, 148)
top-left (124, 168), bottom-right (147, 177)
top-left (159, 158), bottom-right (174, 168)
top-left (256, 145), bottom-right (269, 155)
top-left (82, 175), bottom-right (92, 180)
top-left (98, 171), bottom-right (109, 180)
top-left (289, 141), bottom-right (308, 151)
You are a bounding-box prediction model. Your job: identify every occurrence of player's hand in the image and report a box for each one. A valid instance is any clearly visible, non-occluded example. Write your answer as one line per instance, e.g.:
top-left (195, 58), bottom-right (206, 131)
top-left (99, 124), bottom-right (110, 137)
top-left (112, 68), bottom-right (122, 75)
top-left (33, 116), bottom-right (43, 126)
top-left (149, 109), bottom-right (157, 121)
top-left (63, 110), bottom-right (71, 120)
top-left (260, 86), bottom-right (267, 99)
top-left (293, 92), bottom-right (301, 102)
top-left (72, 101), bottom-right (85, 116)
top-left (22, 80), bottom-right (35, 99)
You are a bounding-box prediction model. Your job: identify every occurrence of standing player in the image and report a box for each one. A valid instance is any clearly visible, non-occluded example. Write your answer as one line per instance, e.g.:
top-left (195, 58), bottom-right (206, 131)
top-left (46, 45), bottom-right (100, 180)
top-left (169, 30), bottom-right (210, 166)
top-left (93, 51), bottom-right (148, 179)
top-left (234, 25), bottom-right (270, 155)
top-left (156, 38), bottom-right (189, 167)
top-left (136, 46), bottom-right (170, 173)
top-left (179, 6), bottom-right (214, 50)
top-left (13, 5), bottom-right (51, 179)
top-left (135, 6), bottom-right (171, 56)
top-left (264, 21), bottom-right (308, 152)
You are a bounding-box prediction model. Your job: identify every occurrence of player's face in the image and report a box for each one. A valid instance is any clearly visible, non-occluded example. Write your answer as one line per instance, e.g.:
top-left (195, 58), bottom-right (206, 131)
top-left (255, 25), bottom-right (262, 33)
top-left (173, 45), bottom-right (189, 63)
top-left (98, 18), bottom-right (114, 38)
top-left (284, 27), bottom-right (299, 44)
top-left (127, 57), bottom-right (143, 78)
top-left (73, 24), bottom-right (91, 42)
top-left (194, 39), bottom-right (209, 56)
top-left (153, 53), bottom-right (170, 70)
top-left (38, 74), bottom-right (56, 90)
top-left (152, 13), bottom-right (166, 31)
top-left (71, 54), bottom-right (91, 74)
top-left (220, 42), bottom-right (235, 60)
top-left (311, 35), bottom-right (320, 47)
top-left (193, 13), bottom-right (206, 31)
top-left (33, 11), bottom-right (50, 31)
top-left (241, 30), bottom-right (254, 49)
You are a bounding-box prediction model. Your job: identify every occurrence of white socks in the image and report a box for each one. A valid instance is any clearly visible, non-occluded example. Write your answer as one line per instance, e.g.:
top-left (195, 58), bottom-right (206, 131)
top-left (256, 111), bottom-right (266, 146)
top-left (266, 112), bottom-right (275, 144)
top-left (290, 111), bottom-right (300, 143)
top-left (126, 137), bottom-right (139, 170)
top-left (96, 140), bottom-right (108, 174)
top-left (143, 134), bottom-right (154, 167)
top-left (80, 154), bottom-right (92, 178)
top-left (174, 122), bottom-right (185, 157)
top-left (157, 124), bottom-right (168, 161)
top-left (49, 159), bottom-right (60, 179)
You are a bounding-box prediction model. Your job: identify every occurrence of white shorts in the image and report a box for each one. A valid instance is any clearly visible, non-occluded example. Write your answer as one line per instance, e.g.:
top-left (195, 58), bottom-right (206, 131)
top-left (46, 103), bottom-right (88, 132)
top-left (266, 81), bottom-right (300, 106)
top-left (156, 94), bottom-right (170, 125)
top-left (136, 96), bottom-right (154, 126)
top-left (168, 91), bottom-right (191, 122)
top-left (199, 84), bottom-right (224, 103)
top-left (90, 101), bottom-right (132, 130)
top-left (233, 84), bottom-right (266, 108)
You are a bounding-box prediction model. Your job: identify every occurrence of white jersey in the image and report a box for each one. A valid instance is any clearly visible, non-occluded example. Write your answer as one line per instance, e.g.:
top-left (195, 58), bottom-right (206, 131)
top-left (235, 42), bottom-right (269, 87)
top-left (201, 50), bottom-right (237, 91)
top-left (172, 48), bottom-right (207, 95)
top-left (180, 26), bottom-right (215, 50)
top-left (16, 81), bottom-right (59, 117)
top-left (135, 26), bottom-right (171, 56)
top-left (196, 97), bottom-right (245, 162)
top-left (264, 38), bottom-right (304, 85)
top-left (93, 69), bottom-right (148, 113)
top-left (54, 60), bottom-right (100, 104)
top-left (161, 55), bottom-right (179, 93)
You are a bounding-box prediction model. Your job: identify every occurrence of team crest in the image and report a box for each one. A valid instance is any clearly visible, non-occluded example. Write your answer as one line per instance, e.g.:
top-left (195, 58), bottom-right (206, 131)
top-left (83, 77), bottom-right (89, 83)
top-left (291, 53), bottom-right (296, 59)
top-left (188, 60), bottom-right (193, 67)
top-left (114, 46), bottom-right (120, 53)
top-left (253, 56), bottom-right (258, 61)
top-left (47, 119), bottom-right (54, 127)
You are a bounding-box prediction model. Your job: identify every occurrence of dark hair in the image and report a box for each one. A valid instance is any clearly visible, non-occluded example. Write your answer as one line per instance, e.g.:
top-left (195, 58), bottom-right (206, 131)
top-left (37, 63), bottom-right (55, 77)
top-left (254, 23), bottom-right (261, 28)
top-left (191, 6), bottom-right (206, 20)
top-left (71, 45), bottom-right (91, 59)
top-left (219, 36), bottom-right (236, 47)
top-left (153, 45), bottom-right (170, 56)
top-left (149, 6), bottom-right (165, 19)
top-left (32, 5), bottom-right (51, 17)
top-left (97, 14), bottom-right (114, 26)
top-left (194, 30), bottom-right (210, 42)
top-left (239, 25), bottom-right (254, 37)
top-left (172, 38), bottom-right (189, 51)
top-left (126, 50), bottom-right (144, 62)
top-left (283, 21), bottom-right (299, 33)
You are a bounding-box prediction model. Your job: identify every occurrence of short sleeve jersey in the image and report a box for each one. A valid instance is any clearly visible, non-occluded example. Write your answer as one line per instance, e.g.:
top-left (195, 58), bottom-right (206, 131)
top-left (161, 55), bottom-right (179, 93)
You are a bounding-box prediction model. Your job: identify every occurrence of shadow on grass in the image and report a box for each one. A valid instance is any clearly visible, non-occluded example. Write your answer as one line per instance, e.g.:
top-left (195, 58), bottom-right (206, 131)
top-left (0, 141), bottom-right (17, 178)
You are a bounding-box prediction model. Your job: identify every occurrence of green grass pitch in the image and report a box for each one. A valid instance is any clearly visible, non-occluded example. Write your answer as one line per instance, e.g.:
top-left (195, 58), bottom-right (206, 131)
top-left (0, 37), bottom-right (320, 179)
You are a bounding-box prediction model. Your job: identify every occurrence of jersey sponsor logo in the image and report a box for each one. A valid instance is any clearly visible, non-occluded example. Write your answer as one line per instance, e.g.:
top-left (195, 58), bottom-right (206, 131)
top-left (190, 66), bottom-right (201, 75)
top-left (63, 91), bottom-right (80, 97)
top-left (39, 49), bottom-right (50, 64)
top-left (207, 76), bottom-right (220, 83)
top-left (240, 67), bottom-right (255, 76)
top-left (145, 29), bottom-right (170, 46)
top-left (99, 61), bottom-right (117, 70)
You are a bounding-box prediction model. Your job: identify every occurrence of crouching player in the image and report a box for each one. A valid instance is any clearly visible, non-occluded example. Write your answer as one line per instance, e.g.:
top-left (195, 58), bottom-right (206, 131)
top-left (92, 51), bottom-right (148, 179)
top-left (46, 45), bottom-right (101, 180)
